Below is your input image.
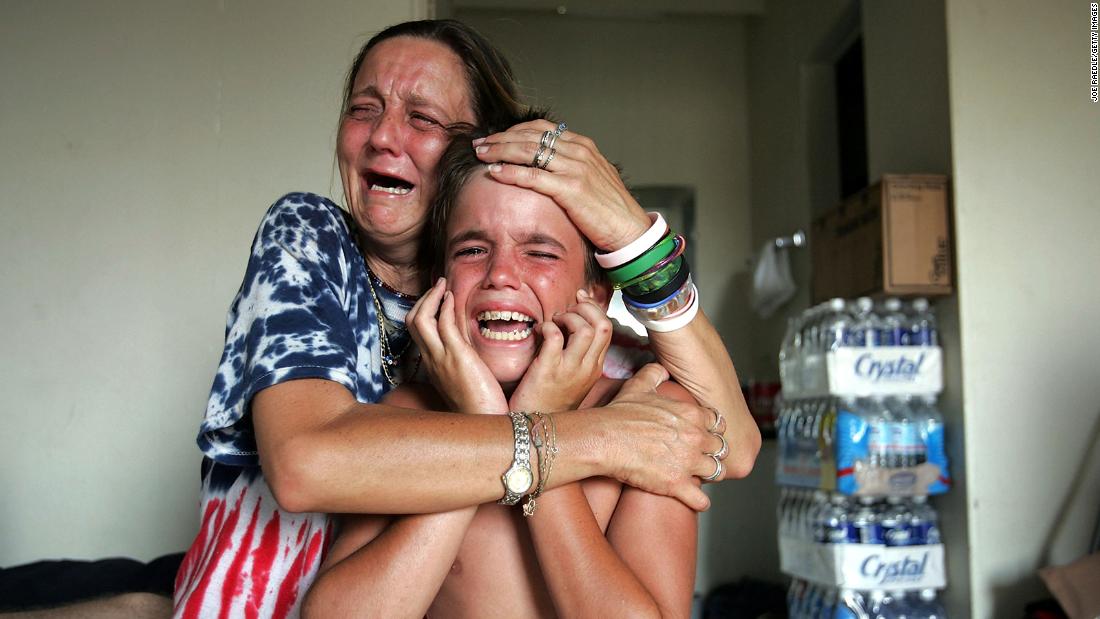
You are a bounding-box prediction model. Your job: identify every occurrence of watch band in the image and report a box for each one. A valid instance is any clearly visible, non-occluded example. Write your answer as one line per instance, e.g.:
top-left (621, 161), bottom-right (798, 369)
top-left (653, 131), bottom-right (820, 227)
top-left (499, 411), bottom-right (533, 505)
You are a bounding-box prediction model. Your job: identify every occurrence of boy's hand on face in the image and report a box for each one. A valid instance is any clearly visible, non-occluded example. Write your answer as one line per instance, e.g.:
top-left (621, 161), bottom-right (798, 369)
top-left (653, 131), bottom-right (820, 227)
top-left (509, 289), bottom-right (612, 412)
top-left (407, 278), bottom-right (508, 414)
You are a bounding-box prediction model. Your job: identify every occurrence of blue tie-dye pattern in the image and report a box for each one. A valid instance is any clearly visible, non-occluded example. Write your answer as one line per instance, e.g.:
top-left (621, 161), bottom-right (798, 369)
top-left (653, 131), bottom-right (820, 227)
top-left (196, 192), bottom-right (400, 469)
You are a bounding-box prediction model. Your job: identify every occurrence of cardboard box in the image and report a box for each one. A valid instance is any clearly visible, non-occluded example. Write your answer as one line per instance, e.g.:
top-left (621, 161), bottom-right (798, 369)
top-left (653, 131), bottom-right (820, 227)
top-left (812, 175), bottom-right (952, 302)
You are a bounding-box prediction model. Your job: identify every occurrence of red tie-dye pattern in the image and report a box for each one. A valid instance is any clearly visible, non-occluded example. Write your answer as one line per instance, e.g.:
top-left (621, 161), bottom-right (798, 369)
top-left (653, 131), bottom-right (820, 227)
top-left (175, 474), bottom-right (329, 619)
top-left (219, 497), bottom-right (263, 619)
top-left (181, 490), bottom-right (246, 618)
top-left (245, 508), bottom-right (282, 619)
top-left (174, 496), bottom-right (222, 597)
top-left (272, 528), bottom-right (324, 619)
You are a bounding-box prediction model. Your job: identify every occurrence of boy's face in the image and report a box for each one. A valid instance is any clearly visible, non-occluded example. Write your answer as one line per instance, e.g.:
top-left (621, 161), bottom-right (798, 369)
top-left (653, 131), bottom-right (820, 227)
top-left (444, 172), bottom-right (605, 388)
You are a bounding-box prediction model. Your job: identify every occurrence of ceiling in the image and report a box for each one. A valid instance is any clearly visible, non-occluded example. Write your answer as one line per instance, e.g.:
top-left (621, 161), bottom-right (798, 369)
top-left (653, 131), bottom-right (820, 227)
top-left (449, 0), bottom-right (765, 19)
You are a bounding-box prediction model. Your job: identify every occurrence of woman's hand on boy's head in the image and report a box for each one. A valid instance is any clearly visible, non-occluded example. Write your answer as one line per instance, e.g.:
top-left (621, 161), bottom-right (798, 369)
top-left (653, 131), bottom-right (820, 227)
top-left (509, 290), bottom-right (612, 413)
top-left (407, 278), bottom-right (506, 414)
top-left (474, 120), bottom-right (650, 252)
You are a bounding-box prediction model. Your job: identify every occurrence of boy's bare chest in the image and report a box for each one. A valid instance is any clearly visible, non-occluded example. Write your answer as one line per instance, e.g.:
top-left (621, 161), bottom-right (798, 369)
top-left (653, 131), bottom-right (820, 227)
top-left (427, 478), bottom-right (622, 619)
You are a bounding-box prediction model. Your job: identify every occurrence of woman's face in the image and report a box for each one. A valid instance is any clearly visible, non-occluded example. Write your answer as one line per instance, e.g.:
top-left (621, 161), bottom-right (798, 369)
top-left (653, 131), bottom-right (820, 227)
top-left (338, 36), bottom-right (475, 251)
top-left (444, 173), bottom-right (603, 388)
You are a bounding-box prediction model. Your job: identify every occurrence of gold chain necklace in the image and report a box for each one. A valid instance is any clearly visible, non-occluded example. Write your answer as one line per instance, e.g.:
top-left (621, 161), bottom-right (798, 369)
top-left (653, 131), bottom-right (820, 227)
top-left (366, 267), bottom-right (420, 387)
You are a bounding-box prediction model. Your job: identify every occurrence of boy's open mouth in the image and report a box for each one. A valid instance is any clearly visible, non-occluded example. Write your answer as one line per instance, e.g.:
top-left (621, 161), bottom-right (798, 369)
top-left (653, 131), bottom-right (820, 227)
top-left (477, 310), bottom-right (535, 341)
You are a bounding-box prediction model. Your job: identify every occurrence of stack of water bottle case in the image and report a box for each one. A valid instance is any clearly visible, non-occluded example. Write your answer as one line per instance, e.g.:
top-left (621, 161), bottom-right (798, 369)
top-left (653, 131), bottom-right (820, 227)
top-left (776, 297), bottom-right (950, 618)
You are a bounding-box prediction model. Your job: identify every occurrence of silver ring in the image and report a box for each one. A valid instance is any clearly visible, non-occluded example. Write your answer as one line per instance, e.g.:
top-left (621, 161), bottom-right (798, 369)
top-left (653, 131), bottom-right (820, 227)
top-left (539, 130), bottom-right (553, 148)
top-left (538, 147), bottom-right (556, 170)
top-left (547, 131), bottom-right (561, 151)
top-left (705, 432), bottom-right (729, 460)
top-left (702, 455), bottom-right (723, 482)
top-left (532, 143), bottom-right (548, 167)
top-left (553, 121), bottom-right (567, 136)
top-left (707, 407), bottom-right (723, 433)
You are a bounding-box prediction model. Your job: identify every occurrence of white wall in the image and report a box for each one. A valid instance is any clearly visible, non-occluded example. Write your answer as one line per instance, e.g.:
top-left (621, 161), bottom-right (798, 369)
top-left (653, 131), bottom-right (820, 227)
top-left (945, 0), bottom-right (1100, 616)
top-left (0, 0), bottom-right (426, 565)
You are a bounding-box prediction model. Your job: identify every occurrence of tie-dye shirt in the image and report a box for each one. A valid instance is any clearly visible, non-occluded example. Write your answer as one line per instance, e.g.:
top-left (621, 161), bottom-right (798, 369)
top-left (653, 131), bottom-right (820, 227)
top-left (174, 192), bottom-right (411, 618)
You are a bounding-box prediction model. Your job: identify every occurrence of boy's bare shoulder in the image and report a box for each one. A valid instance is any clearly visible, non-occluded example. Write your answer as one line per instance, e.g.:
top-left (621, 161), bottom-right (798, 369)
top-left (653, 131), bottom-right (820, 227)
top-left (580, 375), bottom-right (694, 409)
top-left (381, 381), bottom-right (448, 411)
top-left (579, 377), bottom-right (625, 408)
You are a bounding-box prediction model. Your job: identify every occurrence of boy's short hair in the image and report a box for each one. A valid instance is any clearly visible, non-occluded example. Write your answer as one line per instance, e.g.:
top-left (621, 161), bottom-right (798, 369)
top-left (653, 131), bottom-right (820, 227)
top-left (424, 110), bottom-right (610, 291)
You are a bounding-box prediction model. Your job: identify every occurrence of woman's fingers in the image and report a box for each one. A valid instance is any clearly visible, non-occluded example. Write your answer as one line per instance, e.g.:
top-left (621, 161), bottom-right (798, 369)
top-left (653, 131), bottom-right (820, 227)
top-left (474, 120), bottom-right (652, 252)
top-left (617, 363), bottom-right (670, 397)
top-left (475, 119), bottom-right (567, 145)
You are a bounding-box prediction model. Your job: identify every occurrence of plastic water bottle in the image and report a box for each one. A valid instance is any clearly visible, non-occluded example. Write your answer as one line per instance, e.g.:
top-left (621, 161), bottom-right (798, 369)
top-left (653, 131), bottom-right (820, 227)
top-left (868, 590), bottom-right (888, 618)
top-left (911, 588), bottom-right (947, 619)
top-left (780, 317), bottom-right (797, 388)
top-left (879, 298), bottom-right (908, 345)
top-left (888, 396), bottom-right (922, 468)
top-left (788, 579), bottom-right (804, 618)
top-left (781, 489), bottom-right (797, 538)
top-left (848, 297), bottom-right (880, 347)
top-left (818, 587), bottom-right (838, 619)
top-left (910, 495), bottom-right (941, 544)
top-left (804, 305), bottom-right (824, 354)
top-left (810, 490), bottom-right (829, 542)
top-left (806, 583), bottom-right (825, 619)
top-left (879, 590), bottom-right (911, 619)
top-left (822, 297), bottom-right (852, 352)
top-left (865, 397), bottom-right (894, 469)
top-left (909, 298), bottom-right (938, 346)
top-left (853, 497), bottom-right (884, 544)
top-left (823, 493), bottom-right (856, 543)
top-left (916, 395), bottom-right (945, 466)
top-left (834, 589), bottom-right (866, 619)
top-left (881, 497), bottom-right (915, 547)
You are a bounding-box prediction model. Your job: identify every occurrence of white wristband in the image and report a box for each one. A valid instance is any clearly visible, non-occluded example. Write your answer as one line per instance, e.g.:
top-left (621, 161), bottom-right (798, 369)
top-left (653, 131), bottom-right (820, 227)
top-left (595, 212), bottom-right (667, 269)
top-left (631, 285), bottom-right (700, 333)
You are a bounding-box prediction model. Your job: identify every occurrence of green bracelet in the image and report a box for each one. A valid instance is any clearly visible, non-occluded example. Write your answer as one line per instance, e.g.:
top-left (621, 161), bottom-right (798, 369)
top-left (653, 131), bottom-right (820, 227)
top-left (606, 233), bottom-right (676, 285)
top-left (623, 256), bottom-right (684, 294)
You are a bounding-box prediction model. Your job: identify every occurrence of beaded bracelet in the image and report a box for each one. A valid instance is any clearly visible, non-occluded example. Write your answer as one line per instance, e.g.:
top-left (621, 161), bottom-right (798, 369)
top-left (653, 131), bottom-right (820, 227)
top-left (595, 212), bottom-right (668, 269)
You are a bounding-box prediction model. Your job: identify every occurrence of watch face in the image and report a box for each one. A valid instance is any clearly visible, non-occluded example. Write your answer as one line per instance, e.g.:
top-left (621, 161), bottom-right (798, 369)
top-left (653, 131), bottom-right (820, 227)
top-left (505, 467), bottom-right (533, 493)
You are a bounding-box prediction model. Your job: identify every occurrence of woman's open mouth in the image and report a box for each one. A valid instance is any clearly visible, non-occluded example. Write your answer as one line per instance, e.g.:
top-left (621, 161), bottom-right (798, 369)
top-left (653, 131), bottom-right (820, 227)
top-left (365, 171), bottom-right (414, 196)
top-left (477, 310), bottom-right (535, 341)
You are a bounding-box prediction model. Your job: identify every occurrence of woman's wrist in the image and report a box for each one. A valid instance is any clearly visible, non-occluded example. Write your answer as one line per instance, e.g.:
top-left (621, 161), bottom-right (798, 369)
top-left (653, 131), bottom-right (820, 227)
top-left (595, 213), bottom-right (667, 266)
top-left (548, 407), bottom-right (617, 482)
